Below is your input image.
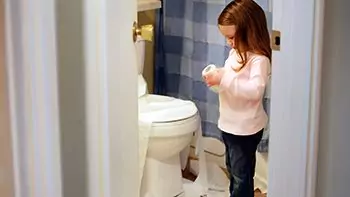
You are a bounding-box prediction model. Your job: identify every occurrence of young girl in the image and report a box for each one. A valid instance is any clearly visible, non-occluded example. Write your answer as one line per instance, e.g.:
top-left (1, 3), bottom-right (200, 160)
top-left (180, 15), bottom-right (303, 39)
top-left (203, 0), bottom-right (271, 196)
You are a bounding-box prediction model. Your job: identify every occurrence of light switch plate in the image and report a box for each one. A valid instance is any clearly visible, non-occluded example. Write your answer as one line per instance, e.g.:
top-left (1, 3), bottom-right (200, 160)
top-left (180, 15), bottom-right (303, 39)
top-left (271, 30), bottom-right (281, 51)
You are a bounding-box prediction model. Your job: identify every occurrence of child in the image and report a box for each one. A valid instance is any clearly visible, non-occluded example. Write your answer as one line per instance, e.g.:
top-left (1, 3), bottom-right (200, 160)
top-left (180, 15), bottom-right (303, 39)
top-left (202, 0), bottom-right (271, 196)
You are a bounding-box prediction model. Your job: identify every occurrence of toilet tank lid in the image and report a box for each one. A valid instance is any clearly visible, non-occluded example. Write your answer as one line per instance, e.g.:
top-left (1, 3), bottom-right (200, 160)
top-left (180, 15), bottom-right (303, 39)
top-left (138, 94), bottom-right (198, 123)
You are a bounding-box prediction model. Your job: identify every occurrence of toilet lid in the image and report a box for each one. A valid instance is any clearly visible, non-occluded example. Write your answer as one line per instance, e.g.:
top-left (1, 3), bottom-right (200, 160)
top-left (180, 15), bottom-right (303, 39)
top-left (138, 94), bottom-right (198, 123)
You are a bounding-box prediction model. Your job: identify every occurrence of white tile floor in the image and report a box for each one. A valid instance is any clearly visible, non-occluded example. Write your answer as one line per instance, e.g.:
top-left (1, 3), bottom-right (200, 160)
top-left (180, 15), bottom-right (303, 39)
top-left (181, 179), bottom-right (229, 197)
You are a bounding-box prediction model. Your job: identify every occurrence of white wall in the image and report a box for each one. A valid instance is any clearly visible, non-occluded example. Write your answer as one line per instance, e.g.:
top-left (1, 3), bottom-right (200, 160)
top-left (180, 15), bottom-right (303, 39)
top-left (56, 0), bottom-right (87, 196)
top-left (316, 0), bottom-right (350, 196)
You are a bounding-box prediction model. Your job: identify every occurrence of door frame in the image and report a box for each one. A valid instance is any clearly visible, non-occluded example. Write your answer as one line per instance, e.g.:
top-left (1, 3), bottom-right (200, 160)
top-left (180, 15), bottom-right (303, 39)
top-left (5, 0), bottom-right (62, 196)
top-left (83, 0), bottom-right (139, 197)
top-left (5, 0), bottom-right (325, 197)
top-left (268, 0), bottom-right (324, 196)
top-left (305, 0), bottom-right (325, 196)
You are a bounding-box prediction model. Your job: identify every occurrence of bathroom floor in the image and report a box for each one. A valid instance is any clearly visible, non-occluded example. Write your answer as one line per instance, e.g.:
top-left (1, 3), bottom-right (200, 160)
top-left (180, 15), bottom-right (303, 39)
top-left (181, 178), bottom-right (227, 197)
top-left (180, 178), bottom-right (266, 197)
top-left (182, 168), bottom-right (267, 197)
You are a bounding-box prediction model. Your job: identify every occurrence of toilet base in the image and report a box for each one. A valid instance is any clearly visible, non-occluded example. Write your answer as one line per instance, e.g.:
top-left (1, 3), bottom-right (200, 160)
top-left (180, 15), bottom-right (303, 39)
top-left (141, 154), bottom-right (184, 197)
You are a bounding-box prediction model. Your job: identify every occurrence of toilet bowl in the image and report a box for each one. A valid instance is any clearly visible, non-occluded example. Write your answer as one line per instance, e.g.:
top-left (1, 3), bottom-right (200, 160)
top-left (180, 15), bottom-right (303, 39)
top-left (136, 37), bottom-right (200, 197)
top-left (139, 95), bottom-right (200, 197)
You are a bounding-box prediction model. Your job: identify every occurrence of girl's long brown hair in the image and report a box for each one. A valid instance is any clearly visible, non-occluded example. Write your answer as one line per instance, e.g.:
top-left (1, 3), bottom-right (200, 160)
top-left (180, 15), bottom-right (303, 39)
top-left (218, 0), bottom-right (271, 66)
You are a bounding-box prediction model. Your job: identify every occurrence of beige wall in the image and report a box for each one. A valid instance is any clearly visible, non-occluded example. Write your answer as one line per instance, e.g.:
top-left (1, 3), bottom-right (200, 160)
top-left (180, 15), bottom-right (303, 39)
top-left (0, 0), bottom-right (15, 196)
top-left (138, 11), bottom-right (156, 93)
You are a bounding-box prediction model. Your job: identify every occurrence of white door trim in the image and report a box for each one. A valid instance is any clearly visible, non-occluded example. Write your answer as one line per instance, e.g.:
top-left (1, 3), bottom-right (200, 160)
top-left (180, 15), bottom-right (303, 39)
top-left (305, 0), bottom-right (325, 196)
top-left (5, 0), bottom-right (62, 196)
top-left (84, 0), bottom-right (139, 197)
top-left (268, 0), bottom-right (324, 196)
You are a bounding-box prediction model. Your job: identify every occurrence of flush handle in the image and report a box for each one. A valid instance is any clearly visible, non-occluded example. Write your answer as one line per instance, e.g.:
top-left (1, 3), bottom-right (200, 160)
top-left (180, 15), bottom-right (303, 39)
top-left (132, 21), bottom-right (154, 42)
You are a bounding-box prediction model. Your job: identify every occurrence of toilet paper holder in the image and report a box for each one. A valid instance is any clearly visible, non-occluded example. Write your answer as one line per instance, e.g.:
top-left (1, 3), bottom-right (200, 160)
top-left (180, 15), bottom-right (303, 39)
top-left (133, 21), bottom-right (154, 42)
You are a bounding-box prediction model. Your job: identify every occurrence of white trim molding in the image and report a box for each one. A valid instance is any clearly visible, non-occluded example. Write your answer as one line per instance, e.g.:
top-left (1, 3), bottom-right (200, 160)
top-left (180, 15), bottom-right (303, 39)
top-left (305, 0), bottom-right (325, 196)
top-left (5, 0), bottom-right (62, 197)
top-left (268, 0), bottom-right (324, 197)
top-left (84, 0), bottom-right (139, 197)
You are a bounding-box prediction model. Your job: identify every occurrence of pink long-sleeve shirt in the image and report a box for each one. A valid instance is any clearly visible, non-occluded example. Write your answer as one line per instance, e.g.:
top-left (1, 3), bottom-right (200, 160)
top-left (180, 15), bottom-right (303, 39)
top-left (218, 50), bottom-right (271, 136)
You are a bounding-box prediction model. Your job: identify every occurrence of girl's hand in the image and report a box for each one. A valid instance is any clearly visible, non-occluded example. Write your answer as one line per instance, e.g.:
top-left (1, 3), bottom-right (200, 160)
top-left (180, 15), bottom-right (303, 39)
top-left (203, 68), bottom-right (225, 87)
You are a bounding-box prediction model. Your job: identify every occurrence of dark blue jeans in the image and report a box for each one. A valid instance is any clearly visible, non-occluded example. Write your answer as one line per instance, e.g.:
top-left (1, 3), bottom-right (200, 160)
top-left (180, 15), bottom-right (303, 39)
top-left (222, 129), bottom-right (264, 197)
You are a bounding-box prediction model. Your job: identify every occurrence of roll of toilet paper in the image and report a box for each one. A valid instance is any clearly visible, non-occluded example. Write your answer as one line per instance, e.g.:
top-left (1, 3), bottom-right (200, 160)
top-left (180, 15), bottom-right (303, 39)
top-left (202, 64), bottom-right (220, 93)
top-left (202, 64), bottom-right (216, 76)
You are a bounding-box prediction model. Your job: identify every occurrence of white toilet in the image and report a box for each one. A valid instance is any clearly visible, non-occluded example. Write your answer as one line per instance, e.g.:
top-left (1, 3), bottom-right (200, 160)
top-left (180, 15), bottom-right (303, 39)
top-left (136, 38), bottom-right (200, 197)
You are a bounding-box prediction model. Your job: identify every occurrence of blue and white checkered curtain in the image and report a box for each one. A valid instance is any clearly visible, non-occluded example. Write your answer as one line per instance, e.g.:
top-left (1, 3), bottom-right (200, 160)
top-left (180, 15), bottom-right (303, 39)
top-left (154, 0), bottom-right (272, 152)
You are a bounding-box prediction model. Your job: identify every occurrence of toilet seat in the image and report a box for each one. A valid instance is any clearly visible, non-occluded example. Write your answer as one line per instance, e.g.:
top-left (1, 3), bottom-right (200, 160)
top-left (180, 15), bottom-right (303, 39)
top-left (139, 94), bottom-right (199, 137)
